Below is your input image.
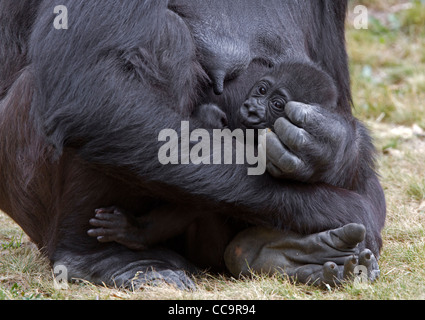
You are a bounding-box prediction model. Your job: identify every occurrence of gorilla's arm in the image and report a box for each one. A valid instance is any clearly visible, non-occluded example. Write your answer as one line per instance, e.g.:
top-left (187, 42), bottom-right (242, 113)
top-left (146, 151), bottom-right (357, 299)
top-left (264, 102), bottom-right (386, 254)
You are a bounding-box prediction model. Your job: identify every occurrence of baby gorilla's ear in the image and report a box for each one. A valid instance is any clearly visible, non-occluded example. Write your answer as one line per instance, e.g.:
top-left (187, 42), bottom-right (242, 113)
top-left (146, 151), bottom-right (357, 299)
top-left (193, 103), bottom-right (228, 129)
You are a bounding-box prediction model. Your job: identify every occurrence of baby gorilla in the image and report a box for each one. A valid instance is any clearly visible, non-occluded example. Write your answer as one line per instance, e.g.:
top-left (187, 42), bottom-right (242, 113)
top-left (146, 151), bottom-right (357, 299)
top-left (88, 60), bottom-right (338, 250)
top-left (239, 60), bottom-right (337, 130)
top-left (193, 60), bottom-right (338, 130)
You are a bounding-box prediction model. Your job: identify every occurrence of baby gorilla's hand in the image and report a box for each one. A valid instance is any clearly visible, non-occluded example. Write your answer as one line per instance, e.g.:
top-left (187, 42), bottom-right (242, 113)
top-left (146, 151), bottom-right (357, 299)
top-left (87, 207), bottom-right (148, 250)
top-left (193, 103), bottom-right (228, 129)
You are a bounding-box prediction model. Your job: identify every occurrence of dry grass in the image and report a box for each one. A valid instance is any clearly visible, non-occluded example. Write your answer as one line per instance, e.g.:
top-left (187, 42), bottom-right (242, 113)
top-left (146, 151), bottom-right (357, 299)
top-left (1, 0), bottom-right (425, 300)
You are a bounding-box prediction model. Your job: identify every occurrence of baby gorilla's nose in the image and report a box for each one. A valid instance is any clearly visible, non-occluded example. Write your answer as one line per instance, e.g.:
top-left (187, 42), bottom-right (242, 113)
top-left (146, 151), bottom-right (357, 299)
top-left (240, 100), bottom-right (265, 127)
top-left (242, 101), bottom-right (261, 118)
top-left (243, 101), bottom-right (257, 114)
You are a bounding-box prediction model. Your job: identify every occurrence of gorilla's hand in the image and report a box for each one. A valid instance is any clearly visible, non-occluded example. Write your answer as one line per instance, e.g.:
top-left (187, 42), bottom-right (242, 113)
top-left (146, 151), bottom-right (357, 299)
top-left (88, 207), bottom-right (149, 251)
top-left (266, 102), bottom-right (356, 187)
top-left (224, 224), bottom-right (380, 288)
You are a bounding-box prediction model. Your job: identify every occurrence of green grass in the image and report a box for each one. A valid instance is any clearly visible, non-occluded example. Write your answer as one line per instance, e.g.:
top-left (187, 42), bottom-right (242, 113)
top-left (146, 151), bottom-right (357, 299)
top-left (407, 179), bottom-right (425, 201)
top-left (348, 0), bottom-right (425, 128)
top-left (1, 0), bottom-right (425, 300)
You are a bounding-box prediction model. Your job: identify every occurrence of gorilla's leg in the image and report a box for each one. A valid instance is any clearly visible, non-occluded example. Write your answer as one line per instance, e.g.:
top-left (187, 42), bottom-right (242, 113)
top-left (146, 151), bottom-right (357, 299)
top-left (86, 206), bottom-right (239, 272)
top-left (224, 224), bottom-right (380, 287)
top-left (47, 152), bottom-right (199, 290)
top-left (0, 68), bottom-right (198, 291)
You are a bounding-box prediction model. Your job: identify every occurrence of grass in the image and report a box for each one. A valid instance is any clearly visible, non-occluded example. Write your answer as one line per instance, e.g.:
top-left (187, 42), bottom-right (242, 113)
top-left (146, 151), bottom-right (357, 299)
top-left (1, 0), bottom-right (425, 300)
top-left (348, 0), bottom-right (425, 127)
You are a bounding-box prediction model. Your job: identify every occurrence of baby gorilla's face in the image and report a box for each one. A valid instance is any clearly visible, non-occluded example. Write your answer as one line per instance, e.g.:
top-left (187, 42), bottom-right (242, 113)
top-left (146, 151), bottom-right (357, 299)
top-left (239, 76), bottom-right (288, 130)
top-left (239, 60), bottom-right (338, 131)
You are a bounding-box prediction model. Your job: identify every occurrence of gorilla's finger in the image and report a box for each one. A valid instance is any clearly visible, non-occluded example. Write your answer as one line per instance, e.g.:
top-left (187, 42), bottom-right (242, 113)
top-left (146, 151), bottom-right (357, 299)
top-left (284, 102), bottom-right (320, 129)
top-left (266, 162), bottom-right (284, 178)
top-left (96, 235), bottom-right (116, 243)
top-left (87, 228), bottom-right (116, 238)
top-left (95, 207), bottom-right (116, 214)
top-left (88, 218), bottom-right (116, 228)
top-left (265, 131), bottom-right (289, 163)
top-left (273, 117), bottom-right (310, 154)
top-left (266, 132), bottom-right (311, 179)
top-left (93, 212), bottom-right (118, 222)
top-left (266, 134), bottom-right (300, 173)
top-left (285, 101), bottom-right (318, 128)
top-left (89, 215), bottom-right (117, 229)
top-left (285, 102), bottom-right (346, 145)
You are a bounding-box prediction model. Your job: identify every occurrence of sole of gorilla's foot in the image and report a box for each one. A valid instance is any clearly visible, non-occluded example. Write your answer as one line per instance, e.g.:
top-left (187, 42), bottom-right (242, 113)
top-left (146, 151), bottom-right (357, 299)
top-left (224, 224), bottom-right (380, 287)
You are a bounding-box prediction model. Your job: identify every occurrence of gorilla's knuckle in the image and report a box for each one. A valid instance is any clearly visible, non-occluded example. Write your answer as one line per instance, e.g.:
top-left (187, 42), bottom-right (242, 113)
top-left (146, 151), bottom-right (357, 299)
top-left (296, 130), bottom-right (310, 148)
top-left (277, 153), bottom-right (304, 174)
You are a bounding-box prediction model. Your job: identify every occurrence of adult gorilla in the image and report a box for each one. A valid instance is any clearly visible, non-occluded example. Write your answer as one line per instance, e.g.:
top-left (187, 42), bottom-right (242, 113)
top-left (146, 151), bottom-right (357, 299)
top-left (0, 0), bottom-right (386, 289)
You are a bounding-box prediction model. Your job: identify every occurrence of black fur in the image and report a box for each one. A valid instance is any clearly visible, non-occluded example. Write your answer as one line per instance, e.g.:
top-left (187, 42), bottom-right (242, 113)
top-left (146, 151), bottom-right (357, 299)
top-left (0, 0), bottom-right (386, 287)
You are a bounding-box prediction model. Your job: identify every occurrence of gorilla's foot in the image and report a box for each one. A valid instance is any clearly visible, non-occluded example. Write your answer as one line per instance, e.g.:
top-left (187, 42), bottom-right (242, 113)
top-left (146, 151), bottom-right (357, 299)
top-left (53, 246), bottom-right (198, 291)
top-left (224, 223), bottom-right (380, 287)
top-left (111, 262), bottom-right (197, 291)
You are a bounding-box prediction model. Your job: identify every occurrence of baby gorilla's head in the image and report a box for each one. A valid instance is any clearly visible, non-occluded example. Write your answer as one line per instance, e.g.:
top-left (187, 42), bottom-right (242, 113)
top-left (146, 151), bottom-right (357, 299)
top-left (239, 60), bottom-right (338, 129)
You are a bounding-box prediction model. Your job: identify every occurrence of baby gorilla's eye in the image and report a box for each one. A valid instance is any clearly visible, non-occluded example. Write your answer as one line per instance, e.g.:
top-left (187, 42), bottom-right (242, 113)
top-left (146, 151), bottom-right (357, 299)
top-left (272, 100), bottom-right (285, 109)
top-left (258, 85), bottom-right (267, 95)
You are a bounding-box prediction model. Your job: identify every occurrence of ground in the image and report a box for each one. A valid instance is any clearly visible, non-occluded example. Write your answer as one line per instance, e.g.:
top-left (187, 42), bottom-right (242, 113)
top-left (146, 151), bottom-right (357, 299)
top-left (1, 0), bottom-right (425, 300)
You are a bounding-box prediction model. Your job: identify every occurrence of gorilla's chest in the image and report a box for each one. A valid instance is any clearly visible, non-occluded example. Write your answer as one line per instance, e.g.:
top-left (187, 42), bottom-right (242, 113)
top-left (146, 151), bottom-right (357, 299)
top-left (169, 0), bottom-right (309, 86)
